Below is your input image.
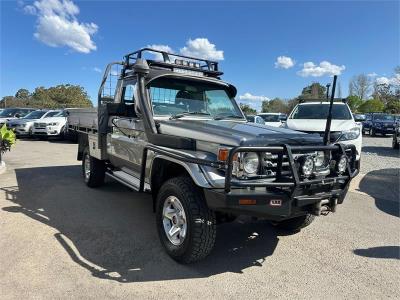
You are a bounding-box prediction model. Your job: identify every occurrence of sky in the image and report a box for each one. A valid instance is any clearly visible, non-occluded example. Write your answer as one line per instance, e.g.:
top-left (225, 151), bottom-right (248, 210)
top-left (1, 0), bottom-right (399, 110)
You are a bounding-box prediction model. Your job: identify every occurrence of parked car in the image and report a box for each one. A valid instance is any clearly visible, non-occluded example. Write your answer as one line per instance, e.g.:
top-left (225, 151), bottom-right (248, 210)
top-left (32, 110), bottom-right (68, 139)
top-left (8, 110), bottom-right (61, 137)
top-left (257, 113), bottom-right (287, 127)
top-left (0, 108), bottom-right (35, 127)
top-left (67, 48), bottom-right (359, 264)
top-left (362, 113), bottom-right (396, 136)
top-left (392, 122), bottom-right (400, 149)
top-left (246, 115), bottom-right (265, 125)
top-left (285, 101), bottom-right (362, 163)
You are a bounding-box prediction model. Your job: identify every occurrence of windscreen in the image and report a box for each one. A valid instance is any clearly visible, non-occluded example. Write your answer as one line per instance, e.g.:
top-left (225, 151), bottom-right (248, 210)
top-left (53, 111), bottom-right (67, 117)
top-left (45, 111), bottom-right (61, 117)
top-left (148, 77), bottom-right (242, 118)
top-left (260, 115), bottom-right (280, 122)
top-left (246, 116), bottom-right (255, 122)
top-left (0, 108), bottom-right (18, 117)
top-left (373, 114), bottom-right (395, 121)
top-left (290, 104), bottom-right (352, 120)
top-left (23, 111), bottom-right (46, 119)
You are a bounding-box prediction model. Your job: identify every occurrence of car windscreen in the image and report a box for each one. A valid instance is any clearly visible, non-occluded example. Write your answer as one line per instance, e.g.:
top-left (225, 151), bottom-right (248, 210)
top-left (259, 115), bottom-right (280, 122)
top-left (23, 111), bottom-right (47, 119)
top-left (290, 104), bottom-right (352, 120)
top-left (52, 111), bottom-right (67, 117)
top-left (148, 77), bottom-right (243, 118)
top-left (246, 116), bottom-right (255, 122)
top-left (373, 114), bottom-right (395, 121)
top-left (0, 108), bottom-right (18, 117)
top-left (45, 111), bottom-right (61, 117)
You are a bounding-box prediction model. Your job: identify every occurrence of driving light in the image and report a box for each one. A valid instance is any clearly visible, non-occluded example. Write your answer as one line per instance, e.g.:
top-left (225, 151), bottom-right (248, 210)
top-left (338, 127), bottom-right (361, 141)
top-left (337, 156), bottom-right (348, 174)
top-left (243, 152), bottom-right (259, 175)
top-left (300, 156), bottom-right (314, 177)
top-left (314, 151), bottom-right (326, 167)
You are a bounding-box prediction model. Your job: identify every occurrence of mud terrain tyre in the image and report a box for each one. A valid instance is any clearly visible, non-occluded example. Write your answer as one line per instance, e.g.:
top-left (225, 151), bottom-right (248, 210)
top-left (82, 148), bottom-right (105, 188)
top-left (156, 176), bottom-right (216, 263)
top-left (273, 214), bottom-right (315, 232)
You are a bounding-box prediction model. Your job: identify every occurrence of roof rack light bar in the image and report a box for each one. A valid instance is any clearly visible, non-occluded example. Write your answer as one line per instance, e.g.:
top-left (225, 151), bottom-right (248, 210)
top-left (124, 47), bottom-right (220, 73)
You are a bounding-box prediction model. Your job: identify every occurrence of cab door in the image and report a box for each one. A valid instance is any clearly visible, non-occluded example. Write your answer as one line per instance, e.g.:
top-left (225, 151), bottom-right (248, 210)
top-left (108, 80), bottom-right (146, 177)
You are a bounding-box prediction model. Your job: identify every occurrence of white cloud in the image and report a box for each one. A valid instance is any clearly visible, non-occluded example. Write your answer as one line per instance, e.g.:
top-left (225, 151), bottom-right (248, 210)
top-left (180, 38), bottom-right (224, 61)
top-left (24, 0), bottom-right (98, 53)
top-left (147, 44), bottom-right (174, 61)
top-left (367, 72), bottom-right (378, 77)
top-left (239, 92), bottom-right (270, 102)
top-left (275, 56), bottom-right (295, 69)
top-left (376, 74), bottom-right (400, 86)
top-left (297, 61), bottom-right (345, 77)
top-left (93, 67), bottom-right (101, 73)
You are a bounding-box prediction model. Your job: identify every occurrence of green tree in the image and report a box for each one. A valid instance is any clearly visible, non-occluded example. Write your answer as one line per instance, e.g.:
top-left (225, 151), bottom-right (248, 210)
top-left (298, 82), bottom-right (326, 100)
top-left (358, 99), bottom-right (385, 113)
top-left (384, 98), bottom-right (400, 114)
top-left (261, 98), bottom-right (288, 113)
top-left (15, 88), bottom-right (30, 99)
top-left (347, 95), bottom-right (363, 112)
top-left (239, 103), bottom-right (257, 115)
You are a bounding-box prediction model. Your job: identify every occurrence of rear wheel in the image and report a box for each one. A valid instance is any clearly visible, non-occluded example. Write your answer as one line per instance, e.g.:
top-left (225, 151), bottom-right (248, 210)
top-left (82, 148), bottom-right (105, 187)
top-left (156, 176), bottom-right (216, 263)
top-left (272, 214), bottom-right (315, 232)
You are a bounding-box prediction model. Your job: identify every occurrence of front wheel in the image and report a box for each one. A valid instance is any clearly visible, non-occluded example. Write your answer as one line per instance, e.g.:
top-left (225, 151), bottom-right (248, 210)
top-left (82, 148), bottom-right (105, 187)
top-left (393, 135), bottom-right (399, 149)
top-left (156, 176), bottom-right (216, 263)
top-left (272, 214), bottom-right (315, 232)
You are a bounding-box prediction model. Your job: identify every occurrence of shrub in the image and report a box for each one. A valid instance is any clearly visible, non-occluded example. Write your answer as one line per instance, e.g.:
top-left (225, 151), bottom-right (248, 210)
top-left (0, 124), bottom-right (16, 155)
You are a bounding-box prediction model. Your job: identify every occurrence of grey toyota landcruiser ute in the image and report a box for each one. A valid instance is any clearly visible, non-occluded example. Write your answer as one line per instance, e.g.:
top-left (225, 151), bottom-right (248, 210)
top-left (68, 48), bottom-right (359, 263)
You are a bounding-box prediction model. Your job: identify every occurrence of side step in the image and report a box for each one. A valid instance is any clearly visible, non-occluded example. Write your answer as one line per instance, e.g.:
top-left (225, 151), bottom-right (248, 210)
top-left (106, 170), bottom-right (141, 191)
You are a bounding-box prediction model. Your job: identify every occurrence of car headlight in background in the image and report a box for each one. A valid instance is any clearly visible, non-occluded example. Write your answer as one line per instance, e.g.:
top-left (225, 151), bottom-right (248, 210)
top-left (48, 122), bottom-right (59, 126)
top-left (242, 152), bottom-right (259, 175)
top-left (338, 127), bottom-right (360, 141)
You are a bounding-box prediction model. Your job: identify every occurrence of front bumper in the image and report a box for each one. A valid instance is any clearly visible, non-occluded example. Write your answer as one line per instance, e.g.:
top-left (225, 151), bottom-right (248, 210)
top-left (32, 126), bottom-right (62, 136)
top-left (374, 126), bottom-right (395, 134)
top-left (203, 143), bottom-right (358, 220)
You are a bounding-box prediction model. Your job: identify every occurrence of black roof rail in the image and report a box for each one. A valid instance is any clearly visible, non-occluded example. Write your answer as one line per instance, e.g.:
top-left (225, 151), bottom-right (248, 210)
top-left (123, 48), bottom-right (223, 78)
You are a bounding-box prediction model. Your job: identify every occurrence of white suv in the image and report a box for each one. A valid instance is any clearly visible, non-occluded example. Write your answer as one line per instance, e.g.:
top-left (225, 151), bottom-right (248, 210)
top-left (285, 102), bottom-right (362, 161)
top-left (32, 110), bottom-right (68, 139)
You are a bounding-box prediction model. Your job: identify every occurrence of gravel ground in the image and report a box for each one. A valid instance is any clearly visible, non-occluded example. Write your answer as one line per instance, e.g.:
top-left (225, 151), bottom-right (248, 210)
top-left (360, 135), bottom-right (400, 175)
top-left (0, 137), bottom-right (399, 299)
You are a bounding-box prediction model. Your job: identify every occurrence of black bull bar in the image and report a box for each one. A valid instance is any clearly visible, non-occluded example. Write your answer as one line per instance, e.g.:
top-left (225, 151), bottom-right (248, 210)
top-left (140, 143), bottom-right (359, 193)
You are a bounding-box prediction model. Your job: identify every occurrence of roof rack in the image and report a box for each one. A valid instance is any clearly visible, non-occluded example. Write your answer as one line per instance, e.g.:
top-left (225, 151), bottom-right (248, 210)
top-left (123, 48), bottom-right (223, 78)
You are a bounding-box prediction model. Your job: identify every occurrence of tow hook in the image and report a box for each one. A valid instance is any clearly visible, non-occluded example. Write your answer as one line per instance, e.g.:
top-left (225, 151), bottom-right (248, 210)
top-left (314, 198), bottom-right (338, 216)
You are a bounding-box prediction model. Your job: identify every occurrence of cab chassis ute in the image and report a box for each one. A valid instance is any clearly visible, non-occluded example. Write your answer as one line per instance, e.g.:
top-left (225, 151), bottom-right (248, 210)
top-left (68, 48), bottom-right (359, 263)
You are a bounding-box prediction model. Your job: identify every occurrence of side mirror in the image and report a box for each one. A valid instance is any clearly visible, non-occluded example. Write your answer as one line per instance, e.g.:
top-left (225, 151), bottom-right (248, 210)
top-left (15, 113), bottom-right (21, 118)
top-left (354, 117), bottom-right (366, 122)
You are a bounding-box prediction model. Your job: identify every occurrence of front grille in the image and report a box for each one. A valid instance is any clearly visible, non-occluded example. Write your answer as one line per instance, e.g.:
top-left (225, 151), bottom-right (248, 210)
top-left (34, 122), bottom-right (46, 128)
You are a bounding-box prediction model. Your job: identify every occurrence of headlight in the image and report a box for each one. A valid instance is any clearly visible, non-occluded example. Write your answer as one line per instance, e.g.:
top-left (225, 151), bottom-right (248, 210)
top-left (336, 155), bottom-right (348, 174)
top-left (299, 155), bottom-right (314, 177)
top-left (374, 123), bottom-right (382, 127)
top-left (314, 151), bottom-right (326, 167)
top-left (243, 152), bottom-right (259, 175)
top-left (338, 127), bottom-right (360, 141)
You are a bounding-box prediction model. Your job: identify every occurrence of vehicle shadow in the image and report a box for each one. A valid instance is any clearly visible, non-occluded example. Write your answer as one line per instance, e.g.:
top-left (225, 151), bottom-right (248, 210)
top-left (358, 168), bottom-right (399, 218)
top-left (361, 146), bottom-right (400, 158)
top-left (1, 165), bottom-right (279, 283)
top-left (353, 246), bottom-right (400, 260)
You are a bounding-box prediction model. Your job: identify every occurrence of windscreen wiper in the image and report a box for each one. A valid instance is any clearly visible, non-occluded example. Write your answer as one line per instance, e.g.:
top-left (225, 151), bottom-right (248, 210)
top-left (213, 115), bottom-right (244, 120)
top-left (169, 112), bottom-right (211, 120)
